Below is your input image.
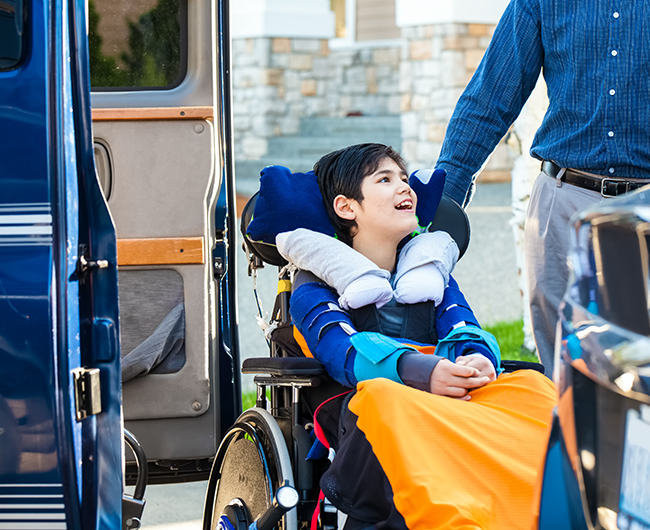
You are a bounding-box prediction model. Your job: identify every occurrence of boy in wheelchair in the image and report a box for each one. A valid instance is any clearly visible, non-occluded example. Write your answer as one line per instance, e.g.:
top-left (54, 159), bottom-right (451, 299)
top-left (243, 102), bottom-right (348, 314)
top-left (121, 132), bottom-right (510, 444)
top-left (245, 143), bottom-right (556, 529)
top-left (276, 143), bottom-right (500, 397)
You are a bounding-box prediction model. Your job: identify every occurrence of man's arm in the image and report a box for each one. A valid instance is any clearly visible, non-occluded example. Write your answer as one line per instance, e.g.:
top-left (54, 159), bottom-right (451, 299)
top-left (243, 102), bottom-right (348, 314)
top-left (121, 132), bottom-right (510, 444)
top-left (437, 0), bottom-right (543, 206)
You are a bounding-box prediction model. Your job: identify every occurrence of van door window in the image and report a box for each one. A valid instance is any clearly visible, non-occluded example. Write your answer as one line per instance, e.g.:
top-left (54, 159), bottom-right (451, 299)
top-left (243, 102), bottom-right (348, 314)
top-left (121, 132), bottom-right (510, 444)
top-left (0, 0), bottom-right (24, 70)
top-left (88, 0), bottom-right (187, 90)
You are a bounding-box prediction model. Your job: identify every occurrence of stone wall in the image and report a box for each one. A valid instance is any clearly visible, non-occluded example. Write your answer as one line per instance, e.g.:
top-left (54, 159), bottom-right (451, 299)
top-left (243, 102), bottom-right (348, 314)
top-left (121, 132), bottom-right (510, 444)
top-left (399, 22), bottom-right (512, 180)
top-left (232, 25), bottom-right (514, 181)
top-left (232, 37), bottom-right (401, 161)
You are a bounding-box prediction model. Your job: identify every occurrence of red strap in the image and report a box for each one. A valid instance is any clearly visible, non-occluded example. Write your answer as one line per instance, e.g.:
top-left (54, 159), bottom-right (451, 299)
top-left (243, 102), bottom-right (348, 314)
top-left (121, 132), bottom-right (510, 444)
top-left (313, 390), bottom-right (352, 449)
top-left (311, 490), bottom-right (326, 530)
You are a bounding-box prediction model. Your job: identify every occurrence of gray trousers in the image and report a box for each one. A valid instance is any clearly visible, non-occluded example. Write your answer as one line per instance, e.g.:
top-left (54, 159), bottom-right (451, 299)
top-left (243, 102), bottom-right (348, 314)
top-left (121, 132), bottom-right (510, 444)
top-left (524, 172), bottom-right (604, 376)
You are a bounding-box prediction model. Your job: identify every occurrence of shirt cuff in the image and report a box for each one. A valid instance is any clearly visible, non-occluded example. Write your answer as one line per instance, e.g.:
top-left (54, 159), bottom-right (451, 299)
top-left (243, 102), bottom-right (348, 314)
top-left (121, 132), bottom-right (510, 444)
top-left (397, 352), bottom-right (443, 391)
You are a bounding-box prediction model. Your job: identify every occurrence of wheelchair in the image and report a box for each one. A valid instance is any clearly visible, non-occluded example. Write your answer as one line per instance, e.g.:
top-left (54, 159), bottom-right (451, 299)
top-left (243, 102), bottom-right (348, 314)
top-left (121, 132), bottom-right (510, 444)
top-left (202, 189), bottom-right (544, 530)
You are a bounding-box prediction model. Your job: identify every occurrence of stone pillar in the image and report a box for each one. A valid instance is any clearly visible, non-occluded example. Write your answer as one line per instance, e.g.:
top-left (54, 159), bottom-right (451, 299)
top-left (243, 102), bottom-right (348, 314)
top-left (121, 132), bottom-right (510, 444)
top-left (396, 0), bottom-right (511, 180)
top-left (230, 0), bottom-right (335, 161)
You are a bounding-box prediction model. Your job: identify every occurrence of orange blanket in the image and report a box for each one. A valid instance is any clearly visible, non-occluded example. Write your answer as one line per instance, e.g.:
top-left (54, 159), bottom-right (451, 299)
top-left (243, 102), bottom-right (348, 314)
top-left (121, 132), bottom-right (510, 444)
top-left (348, 371), bottom-right (557, 530)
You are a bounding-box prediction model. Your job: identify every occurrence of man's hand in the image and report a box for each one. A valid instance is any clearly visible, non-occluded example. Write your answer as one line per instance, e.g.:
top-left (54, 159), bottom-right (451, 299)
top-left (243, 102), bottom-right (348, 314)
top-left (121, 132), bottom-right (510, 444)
top-left (429, 359), bottom-right (491, 399)
top-left (456, 354), bottom-right (497, 384)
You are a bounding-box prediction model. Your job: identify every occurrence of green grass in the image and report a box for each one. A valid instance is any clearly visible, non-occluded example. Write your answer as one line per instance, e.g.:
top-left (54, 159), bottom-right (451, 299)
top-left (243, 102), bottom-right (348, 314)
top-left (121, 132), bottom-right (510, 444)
top-left (242, 391), bottom-right (257, 411)
top-left (241, 319), bottom-right (536, 409)
top-left (483, 319), bottom-right (537, 362)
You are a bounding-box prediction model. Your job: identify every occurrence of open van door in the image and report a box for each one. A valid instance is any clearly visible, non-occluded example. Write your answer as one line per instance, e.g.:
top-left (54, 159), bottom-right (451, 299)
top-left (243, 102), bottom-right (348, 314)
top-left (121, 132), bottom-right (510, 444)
top-left (88, 0), bottom-right (240, 484)
top-left (1, 0), bottom-right (237, 525)
top-left (0, 0), bottom-right (122, 526)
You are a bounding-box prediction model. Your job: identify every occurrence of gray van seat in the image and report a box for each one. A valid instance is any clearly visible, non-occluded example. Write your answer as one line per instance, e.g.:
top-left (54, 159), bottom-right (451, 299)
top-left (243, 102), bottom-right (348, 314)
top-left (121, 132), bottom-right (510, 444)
top-left (120, 270), bottom-right (186, 381)
top-left (119, 266), bottom-right (210, 422)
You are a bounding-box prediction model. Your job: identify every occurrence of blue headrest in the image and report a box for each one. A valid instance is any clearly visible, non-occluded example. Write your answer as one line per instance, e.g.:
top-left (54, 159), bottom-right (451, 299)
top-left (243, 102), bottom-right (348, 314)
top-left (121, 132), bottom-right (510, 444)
top-left (246, 166), bottom-right (335, 248)
top-left (243, 165), bottom-right (469, 266)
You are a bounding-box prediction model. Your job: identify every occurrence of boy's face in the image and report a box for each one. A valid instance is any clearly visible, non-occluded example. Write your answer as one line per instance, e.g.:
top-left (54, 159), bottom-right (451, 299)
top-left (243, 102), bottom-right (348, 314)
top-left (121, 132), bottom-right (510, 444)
top-left (341, 158), bottom-right (419, 243)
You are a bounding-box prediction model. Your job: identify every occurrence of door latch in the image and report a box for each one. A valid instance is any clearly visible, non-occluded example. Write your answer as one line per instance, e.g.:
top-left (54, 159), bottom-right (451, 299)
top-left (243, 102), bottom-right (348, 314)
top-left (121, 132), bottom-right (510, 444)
top-left (214, 256), bottom-right (224, 278)
top-left (69, 244), bottom-right (109, 282)
top-left (72, 367), bottom-right (102, 421)
top-left (78, 254), bottom-right (109, 272)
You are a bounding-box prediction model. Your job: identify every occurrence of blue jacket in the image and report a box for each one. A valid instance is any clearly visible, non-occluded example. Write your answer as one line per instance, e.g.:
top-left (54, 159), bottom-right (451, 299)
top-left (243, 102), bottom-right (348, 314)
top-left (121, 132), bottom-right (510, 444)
top-left (290, 275), bottom-right (501, 387)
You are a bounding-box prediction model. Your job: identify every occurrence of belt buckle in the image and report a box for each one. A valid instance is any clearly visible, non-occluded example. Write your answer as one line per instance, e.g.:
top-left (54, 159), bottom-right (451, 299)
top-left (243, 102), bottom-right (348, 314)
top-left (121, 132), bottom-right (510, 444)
top-left (601, 177), bottom-right (628, 197)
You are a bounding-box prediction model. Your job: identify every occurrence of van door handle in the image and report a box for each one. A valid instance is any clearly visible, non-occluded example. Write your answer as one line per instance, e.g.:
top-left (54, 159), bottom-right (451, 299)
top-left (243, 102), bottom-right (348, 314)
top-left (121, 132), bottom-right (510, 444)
top-left (93, 318), bottom-right (118, 363)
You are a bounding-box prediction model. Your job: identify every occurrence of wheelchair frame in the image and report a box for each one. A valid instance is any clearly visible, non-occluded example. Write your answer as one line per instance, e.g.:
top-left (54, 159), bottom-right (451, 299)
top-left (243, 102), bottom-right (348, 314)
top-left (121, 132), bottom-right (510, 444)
top-left (203, 254), bottom-right (341, 530)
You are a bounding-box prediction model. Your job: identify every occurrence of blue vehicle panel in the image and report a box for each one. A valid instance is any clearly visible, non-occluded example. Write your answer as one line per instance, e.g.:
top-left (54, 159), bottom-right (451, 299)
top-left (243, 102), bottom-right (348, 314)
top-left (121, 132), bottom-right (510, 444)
top-left (0, 0), bottom-right (121, 527)
top-left (538, 187), bottom-right (650, 530)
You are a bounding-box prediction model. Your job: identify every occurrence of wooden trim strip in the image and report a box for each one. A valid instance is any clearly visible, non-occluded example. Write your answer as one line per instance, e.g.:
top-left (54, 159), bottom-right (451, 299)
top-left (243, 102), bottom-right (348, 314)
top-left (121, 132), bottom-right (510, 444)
top-left (92, 106), bottom-right (214, 122)
top-left (117, 237), bottom-right (205, 266)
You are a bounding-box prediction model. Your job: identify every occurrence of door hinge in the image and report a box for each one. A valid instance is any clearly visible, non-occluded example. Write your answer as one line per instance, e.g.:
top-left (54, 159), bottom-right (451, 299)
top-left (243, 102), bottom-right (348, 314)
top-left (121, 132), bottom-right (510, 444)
top-left (72, 367), bottom-right (102, 421)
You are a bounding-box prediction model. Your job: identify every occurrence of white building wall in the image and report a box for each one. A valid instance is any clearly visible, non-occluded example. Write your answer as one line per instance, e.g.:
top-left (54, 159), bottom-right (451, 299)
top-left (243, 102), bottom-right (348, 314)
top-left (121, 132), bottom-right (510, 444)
top-left (396, 0), bottom-right (509, 26)
top-left (230, 0), bottom-right (336, 39)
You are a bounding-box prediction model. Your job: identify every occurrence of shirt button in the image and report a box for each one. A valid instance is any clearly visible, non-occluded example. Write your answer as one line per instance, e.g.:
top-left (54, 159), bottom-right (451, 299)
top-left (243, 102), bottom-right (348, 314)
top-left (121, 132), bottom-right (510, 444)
top-left (610, 89), bottom-right (616, 95)
top-left (613, 12), bottom-right (620, 18)
top-left (608, 131), bottom-right (615, 137)
top-left (612, 50), bottom-right (618, 56)
top-left (609, 168), bottom-right (616, 174)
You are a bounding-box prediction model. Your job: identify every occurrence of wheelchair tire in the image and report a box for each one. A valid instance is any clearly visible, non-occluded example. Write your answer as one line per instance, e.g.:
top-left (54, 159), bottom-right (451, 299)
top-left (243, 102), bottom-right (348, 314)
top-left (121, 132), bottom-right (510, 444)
top-left (203, 407), bottom-right (297, 530)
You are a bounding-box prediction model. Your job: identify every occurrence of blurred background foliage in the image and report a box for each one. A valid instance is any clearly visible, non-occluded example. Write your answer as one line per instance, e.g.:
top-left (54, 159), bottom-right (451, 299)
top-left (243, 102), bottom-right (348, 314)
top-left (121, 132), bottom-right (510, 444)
top-left (88, 0), bottom-right (181, 89)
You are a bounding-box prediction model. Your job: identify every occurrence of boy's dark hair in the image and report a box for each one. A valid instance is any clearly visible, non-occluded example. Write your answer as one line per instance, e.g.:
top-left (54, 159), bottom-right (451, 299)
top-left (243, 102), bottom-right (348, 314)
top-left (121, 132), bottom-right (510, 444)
top-left (314, 143), bottom-right (407, 246)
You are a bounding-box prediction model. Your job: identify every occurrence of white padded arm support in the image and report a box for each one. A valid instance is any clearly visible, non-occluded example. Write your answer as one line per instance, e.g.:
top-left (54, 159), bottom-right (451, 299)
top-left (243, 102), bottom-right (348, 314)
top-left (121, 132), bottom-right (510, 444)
top-left (276, 228), bottom-right (390, 293)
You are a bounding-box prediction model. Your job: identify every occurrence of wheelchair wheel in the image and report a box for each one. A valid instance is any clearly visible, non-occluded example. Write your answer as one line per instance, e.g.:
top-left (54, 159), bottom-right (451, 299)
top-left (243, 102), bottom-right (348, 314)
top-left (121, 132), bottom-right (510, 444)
top-left (204, 407), bottom-right (297, 530)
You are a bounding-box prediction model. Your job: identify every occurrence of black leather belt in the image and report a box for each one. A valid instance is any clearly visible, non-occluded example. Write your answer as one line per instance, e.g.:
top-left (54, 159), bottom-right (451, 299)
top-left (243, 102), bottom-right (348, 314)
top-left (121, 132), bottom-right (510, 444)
top-left (541, 160), bottom-right (649, 197)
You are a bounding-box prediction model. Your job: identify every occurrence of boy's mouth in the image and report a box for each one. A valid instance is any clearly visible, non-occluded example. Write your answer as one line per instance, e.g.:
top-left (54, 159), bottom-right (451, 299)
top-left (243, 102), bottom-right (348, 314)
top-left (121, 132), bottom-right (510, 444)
top-left (395, 198), bottom-right (414, 210)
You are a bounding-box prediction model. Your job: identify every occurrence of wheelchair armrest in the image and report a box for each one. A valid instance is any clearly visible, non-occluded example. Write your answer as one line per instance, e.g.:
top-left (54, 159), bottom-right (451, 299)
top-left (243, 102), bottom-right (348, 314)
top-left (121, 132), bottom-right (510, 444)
top-left (500, 360), bottom-right (545, 375)
top-left (242, 357), bottom-right (327, 376)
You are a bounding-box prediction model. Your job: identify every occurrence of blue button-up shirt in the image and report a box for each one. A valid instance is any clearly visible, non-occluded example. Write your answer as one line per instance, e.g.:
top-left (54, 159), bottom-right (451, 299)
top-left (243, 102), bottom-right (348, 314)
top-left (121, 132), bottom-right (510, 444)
top-left (437, 0), bottom-right (650, 206)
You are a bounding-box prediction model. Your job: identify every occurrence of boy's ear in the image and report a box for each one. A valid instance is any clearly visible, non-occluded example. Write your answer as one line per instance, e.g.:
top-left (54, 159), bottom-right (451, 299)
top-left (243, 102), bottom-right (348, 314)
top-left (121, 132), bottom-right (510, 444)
top-left (333, 195), bottom-right (357, 220)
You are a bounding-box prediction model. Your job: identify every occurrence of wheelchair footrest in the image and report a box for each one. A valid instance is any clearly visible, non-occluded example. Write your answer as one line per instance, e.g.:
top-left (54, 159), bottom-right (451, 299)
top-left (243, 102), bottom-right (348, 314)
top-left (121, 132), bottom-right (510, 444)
top-left (242, 357), bottom-right (326, 376)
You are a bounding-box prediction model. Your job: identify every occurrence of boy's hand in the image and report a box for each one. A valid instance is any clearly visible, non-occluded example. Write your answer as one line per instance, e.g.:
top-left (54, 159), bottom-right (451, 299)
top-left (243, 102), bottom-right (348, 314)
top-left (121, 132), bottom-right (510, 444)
top-left (429, 359), bottom-right (491, 399)
top-left (456, 353), bottom-right (497, 384)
